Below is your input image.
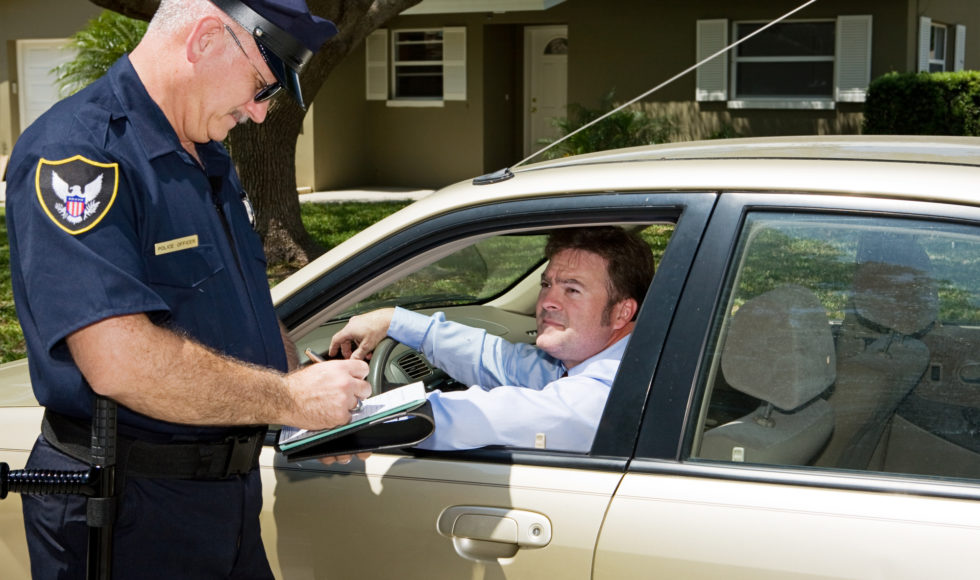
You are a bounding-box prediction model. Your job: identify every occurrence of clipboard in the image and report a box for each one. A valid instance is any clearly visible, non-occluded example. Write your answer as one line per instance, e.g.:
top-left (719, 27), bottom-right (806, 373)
top-left (276, 381), bottom-right (434, 461)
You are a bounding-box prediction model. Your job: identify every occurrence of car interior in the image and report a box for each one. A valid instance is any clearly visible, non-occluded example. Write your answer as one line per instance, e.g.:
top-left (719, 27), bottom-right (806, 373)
top-left (694, 216), bottom-right (980, 481)
top-left (295, 222), bottom-right (673, 398)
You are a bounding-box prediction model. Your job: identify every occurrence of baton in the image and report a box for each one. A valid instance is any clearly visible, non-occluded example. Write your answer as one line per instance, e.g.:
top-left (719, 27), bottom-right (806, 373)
top-left (0, 395), bottom-right (118, 579)
top-left (87, 395), bottom-right (118, 580)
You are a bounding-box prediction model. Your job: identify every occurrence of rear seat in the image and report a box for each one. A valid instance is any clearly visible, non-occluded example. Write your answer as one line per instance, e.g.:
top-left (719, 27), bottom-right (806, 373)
top-left (815, 233), bottom-right (937, 470)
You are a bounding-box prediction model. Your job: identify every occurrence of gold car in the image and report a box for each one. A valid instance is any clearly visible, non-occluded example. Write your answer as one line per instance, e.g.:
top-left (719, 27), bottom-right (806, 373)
top-left (3, 136), bottom-right (980, 578)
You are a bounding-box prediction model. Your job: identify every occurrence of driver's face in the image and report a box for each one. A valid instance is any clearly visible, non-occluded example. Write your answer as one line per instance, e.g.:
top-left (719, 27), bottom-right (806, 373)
top-left (535, 249), bottom-right (619, 369)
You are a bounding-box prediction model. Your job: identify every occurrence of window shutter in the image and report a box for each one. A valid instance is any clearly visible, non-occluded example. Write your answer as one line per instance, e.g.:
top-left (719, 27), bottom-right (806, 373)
top-left (696, 19), bottom-right (728, 101)
top-left (918, 16), bottom-right (931, 72)
top-left (954, 24), bottom-right (967, 71)
top-left (365, 29), bottom-right (388, 101)
top-left (443, 26), bottom-right (466, 101)
top-left (835, 15), bottom-right (872, 102)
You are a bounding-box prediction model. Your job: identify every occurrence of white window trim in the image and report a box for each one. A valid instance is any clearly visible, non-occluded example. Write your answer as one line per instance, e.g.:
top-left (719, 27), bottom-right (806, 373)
top-left (727, 98), bottom-right (836, 110)
top-left (365, 29), bottom-right (388, 100)
top-left (836, 15), bottom-right (873, 103)
top-left (929, 22), bottom-right (949, 72)
top-left (385, 100), bottom-right (445, 108)
top-left (918, 16), bottom-right (932, 72)
top-left (730, 18), bottom-right (836, 105)
top-left (696, 16), bottom-right (872, 109)
top-left (365, 26), bottom-right (466, 104)
top-left (954, 24), bottom-right (967, 71)
top-left (696, 19), bottom-right (728, 102)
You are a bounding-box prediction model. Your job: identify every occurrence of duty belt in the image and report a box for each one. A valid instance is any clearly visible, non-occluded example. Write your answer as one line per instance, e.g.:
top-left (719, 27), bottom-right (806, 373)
top-left (42, 410), bottom-right (265, 480)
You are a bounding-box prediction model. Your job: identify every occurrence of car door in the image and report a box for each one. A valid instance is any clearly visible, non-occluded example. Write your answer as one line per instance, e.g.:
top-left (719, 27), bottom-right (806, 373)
top-left (595, 192), bottom-right (980, 578)
top-left (263, 192), bottom-right (715, 579)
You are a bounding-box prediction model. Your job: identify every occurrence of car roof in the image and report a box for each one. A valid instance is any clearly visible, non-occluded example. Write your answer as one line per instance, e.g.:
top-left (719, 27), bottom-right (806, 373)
top-left (523, 134), bottom-right (980, 168)
top-left (273, 135), bottom-right (980, 302)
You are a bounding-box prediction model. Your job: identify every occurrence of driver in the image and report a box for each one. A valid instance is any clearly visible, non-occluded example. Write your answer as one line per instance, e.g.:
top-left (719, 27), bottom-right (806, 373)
top-left (328, 226), bottom-right (655, 453)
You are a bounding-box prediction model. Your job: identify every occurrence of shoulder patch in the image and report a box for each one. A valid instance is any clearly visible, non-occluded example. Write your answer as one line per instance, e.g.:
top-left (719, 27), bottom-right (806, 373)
top-left (35, 155), bottom-right (119, 235)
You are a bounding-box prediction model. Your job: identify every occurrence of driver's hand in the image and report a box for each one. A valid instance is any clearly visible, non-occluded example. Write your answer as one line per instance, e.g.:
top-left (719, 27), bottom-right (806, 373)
top-left (319, 452), bottom-right (372, 466)
top-left (328, 308), bottom-right (396, 361)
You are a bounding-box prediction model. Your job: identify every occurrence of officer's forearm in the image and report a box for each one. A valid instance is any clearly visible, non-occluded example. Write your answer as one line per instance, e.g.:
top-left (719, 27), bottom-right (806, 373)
top-left (66, 312), bottom-right (295, 426)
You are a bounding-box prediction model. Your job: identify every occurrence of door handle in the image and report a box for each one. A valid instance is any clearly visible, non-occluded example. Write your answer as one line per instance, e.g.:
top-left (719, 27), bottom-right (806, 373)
top-left (436, 506), bottom-right (552, 562)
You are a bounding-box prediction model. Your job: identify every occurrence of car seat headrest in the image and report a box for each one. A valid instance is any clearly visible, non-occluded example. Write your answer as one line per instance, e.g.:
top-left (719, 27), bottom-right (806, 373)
top-left (852, 233), bottom-right (938, 336)
top-left (722, 285), bottom-right (836, 411)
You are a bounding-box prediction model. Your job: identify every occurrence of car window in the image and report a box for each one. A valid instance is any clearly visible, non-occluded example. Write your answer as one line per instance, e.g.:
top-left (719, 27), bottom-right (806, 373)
top-left (690, 212), bottom-right (980, 481)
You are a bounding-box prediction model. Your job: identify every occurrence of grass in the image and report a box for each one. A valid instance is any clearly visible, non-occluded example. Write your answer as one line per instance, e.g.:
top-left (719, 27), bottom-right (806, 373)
top-left (0, 209), bottom-right (22, 363)
top-left (0, 202), bottom-right (410, 364)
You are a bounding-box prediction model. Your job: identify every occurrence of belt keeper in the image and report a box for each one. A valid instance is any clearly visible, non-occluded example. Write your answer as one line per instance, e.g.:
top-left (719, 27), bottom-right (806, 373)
top-left (223, 433), bottom-right (261, 478)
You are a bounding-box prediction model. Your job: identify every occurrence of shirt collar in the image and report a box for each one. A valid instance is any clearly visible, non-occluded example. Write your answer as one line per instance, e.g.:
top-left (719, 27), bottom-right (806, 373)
top-left (108, 56), bottom-right (185, 162)
top-left (109, 55), bottom-right (229, 172)
top-left (564, 333), bottom-right (633, 377)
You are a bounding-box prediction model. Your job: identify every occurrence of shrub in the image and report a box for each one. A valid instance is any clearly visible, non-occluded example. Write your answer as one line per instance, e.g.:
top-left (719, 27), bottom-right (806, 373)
top-left (54, 11), bottom-right (147, 97)
top-left (862, 71), bottom-right (980, 136)
top-left (540, 90), bottom-right (674, 159)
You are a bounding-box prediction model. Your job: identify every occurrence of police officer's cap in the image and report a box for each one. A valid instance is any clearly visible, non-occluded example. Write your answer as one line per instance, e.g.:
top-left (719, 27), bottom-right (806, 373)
top-left (209, 0), bottom-right (338, 109)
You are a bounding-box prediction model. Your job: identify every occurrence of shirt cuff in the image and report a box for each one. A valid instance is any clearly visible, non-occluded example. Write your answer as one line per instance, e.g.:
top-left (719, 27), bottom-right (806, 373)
top-left (388, 307), bottom-right (435, 349)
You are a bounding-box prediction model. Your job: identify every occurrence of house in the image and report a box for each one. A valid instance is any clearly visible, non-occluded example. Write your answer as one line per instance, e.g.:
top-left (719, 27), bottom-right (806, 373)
top-left (318, 0), bottom-right (978, 189)
top-left (2, 0), bottom-right (977, 193)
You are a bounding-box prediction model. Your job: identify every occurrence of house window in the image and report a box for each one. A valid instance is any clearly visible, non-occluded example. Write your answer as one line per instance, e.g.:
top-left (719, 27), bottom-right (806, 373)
top-left (365, 27), bottom-right (467, 104)
top-left (918, 17), bottom-right (967, 73)
top-left (733, 20), bottom-right (836, 99)
top-left (393, 29), bottom-right (444, 99)
top-left (928, 23), bottom-right (948, 72)
top-left (696, 16), bottom-right (872, 108)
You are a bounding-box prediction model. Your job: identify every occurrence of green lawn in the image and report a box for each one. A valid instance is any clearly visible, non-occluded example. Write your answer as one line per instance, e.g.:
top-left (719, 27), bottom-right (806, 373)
top-left (0, 202), bottom-right (410, 364)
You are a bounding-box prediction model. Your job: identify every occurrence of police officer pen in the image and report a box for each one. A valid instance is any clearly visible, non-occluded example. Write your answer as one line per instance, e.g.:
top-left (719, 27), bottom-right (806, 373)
top-left (304, 348), bottom-right (363, 413)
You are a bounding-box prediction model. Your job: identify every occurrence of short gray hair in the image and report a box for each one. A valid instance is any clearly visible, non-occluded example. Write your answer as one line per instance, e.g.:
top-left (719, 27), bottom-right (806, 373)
top-left (148, 0), bottom-right (222, 36)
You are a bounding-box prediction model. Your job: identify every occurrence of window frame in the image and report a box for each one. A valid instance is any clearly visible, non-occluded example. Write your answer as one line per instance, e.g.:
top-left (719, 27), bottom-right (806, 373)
top-left (929, 22), bottom-right (949, 72)
top-left (630, 190), bottom-right (980, 500)
top-left (730, 18), bottom-right (837, 107)
top-left (364, 27), bottom-right (467, 106)
top-left (391, 28), bottom-right (446, 101)
top-left (697, 15), bottom-right (873, 109)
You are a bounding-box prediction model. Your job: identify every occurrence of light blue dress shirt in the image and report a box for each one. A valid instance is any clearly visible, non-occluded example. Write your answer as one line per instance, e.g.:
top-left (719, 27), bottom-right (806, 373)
top-left (388, 307), bottom-right (630, 452)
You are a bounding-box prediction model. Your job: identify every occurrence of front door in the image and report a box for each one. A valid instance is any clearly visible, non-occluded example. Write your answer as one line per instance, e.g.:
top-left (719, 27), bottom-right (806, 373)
top-left (524, 26), bottom-right (568, 158)
top-left (16, 39), bottom-right (74, 133)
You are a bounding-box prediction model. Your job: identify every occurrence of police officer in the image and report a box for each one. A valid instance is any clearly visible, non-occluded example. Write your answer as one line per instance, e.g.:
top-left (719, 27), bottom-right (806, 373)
top-left (6, 0), bottom-right (370, 577)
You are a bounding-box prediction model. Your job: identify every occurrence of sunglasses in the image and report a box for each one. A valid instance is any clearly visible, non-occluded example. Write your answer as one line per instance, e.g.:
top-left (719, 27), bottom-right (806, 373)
top-left (224, 24), bottom-right (283, 103)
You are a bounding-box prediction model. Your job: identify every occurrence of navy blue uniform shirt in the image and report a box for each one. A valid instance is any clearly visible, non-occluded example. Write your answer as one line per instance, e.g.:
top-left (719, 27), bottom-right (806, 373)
top-left (7, 56), bottom-right (287, 440)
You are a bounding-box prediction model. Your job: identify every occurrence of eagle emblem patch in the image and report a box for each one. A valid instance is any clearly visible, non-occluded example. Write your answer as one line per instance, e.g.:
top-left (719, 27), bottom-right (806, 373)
top-left (35, 155), bottom-right (119, 235)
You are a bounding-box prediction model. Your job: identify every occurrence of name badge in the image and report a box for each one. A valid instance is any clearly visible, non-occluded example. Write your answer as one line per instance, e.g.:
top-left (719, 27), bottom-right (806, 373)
top-left (155, 235), bottom-right (199, 255)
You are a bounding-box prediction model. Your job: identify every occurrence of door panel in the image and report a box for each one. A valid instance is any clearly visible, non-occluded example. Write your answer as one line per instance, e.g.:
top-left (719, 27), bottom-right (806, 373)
top-left (266, 453), bottom-right (622, 579)
top-left (615, 193), bottom-right (980, 578)
top-left (595, 472), bottom-right (980, 579)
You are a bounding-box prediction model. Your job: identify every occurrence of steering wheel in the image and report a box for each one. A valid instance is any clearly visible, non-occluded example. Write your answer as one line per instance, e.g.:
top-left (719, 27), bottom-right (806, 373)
top-left (367, 337), bottom-right (399, 395)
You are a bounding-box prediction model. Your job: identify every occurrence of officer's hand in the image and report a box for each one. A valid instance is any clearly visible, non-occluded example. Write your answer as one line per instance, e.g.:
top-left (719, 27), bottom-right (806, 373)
top-left (283, 359), bottom-right (371, 430)
top-left (318, 452), bottom-right (372, 466)
top-left (328, 308), bottom-right (395, 361)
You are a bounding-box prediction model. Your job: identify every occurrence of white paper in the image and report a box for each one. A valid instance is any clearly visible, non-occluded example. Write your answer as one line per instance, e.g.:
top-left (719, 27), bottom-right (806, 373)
top-left (278, 381), bottom-right (426, 445)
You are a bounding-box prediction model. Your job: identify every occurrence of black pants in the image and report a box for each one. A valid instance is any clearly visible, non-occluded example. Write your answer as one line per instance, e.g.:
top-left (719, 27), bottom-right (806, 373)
top-left (21, 435), bottom-right (274, 580)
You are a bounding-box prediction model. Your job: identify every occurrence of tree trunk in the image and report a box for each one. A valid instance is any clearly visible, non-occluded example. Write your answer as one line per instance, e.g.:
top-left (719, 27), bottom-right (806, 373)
top-left (230, 107), bottom-right (314, 281)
